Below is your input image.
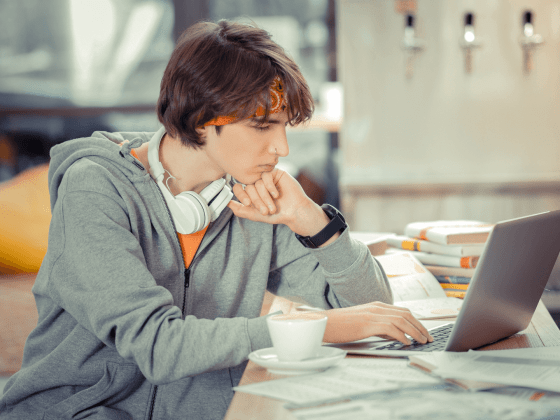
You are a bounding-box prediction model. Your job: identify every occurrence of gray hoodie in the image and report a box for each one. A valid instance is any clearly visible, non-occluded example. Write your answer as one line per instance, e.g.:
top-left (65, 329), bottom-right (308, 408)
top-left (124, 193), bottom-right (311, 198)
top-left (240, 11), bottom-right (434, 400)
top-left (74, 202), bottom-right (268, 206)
top-left (0, 130), bottom-right (392, 420)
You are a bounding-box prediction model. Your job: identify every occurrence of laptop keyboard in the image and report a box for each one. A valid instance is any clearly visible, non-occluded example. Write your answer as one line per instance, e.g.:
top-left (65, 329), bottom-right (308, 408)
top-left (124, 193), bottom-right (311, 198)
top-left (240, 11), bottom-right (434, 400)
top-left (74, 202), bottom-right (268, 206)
top-left (374, 323), bottom-right (454, 352)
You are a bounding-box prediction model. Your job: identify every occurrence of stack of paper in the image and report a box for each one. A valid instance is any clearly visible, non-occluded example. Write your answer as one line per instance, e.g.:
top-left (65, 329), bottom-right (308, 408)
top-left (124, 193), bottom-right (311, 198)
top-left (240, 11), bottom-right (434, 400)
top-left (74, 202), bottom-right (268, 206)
top-left (234, 358), bottom-right (439, 407)
top-left (290, 387), bottom-right (560, 420)
top-left (409, 347), bottom-right (560, 393)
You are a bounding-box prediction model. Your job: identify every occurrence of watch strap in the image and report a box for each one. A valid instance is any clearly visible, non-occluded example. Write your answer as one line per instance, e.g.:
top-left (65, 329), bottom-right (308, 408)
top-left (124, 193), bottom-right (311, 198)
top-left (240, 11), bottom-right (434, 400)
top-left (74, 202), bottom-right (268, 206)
top-left (295, 204), bottom-right (347, 248)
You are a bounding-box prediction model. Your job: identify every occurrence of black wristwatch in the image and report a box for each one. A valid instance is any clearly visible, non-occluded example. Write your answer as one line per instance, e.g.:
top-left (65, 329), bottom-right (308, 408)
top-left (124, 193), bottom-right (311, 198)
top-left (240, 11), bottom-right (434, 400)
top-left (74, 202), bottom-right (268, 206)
top-left (295, 204), bottom-right (348, 248)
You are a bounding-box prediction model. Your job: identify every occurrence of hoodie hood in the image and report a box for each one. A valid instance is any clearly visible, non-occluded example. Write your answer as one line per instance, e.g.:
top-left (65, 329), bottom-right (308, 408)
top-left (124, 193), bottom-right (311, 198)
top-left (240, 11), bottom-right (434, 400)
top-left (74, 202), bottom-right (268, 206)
top-left (48, 131), bottom-right (153, 210)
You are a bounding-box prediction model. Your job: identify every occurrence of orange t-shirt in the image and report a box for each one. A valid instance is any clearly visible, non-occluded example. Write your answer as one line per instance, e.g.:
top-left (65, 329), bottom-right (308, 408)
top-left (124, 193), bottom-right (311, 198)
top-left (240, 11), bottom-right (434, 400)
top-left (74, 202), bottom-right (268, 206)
top-left (129, 148), bottom-right (206, 269)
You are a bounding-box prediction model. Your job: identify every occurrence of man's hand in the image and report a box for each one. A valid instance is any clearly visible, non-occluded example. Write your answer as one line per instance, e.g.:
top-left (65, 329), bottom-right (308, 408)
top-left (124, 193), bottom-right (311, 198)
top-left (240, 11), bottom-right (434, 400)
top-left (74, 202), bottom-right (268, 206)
top-left (277, 302), bottom-right (434, 345)
top-left (227, 169), bottom-right (330, 237)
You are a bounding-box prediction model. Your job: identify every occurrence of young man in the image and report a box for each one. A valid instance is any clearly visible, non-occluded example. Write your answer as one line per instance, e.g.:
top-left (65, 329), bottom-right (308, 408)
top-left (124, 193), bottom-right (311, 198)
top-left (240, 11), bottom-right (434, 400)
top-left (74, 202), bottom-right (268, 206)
top-left (0, 20), bottom-right (431, 420)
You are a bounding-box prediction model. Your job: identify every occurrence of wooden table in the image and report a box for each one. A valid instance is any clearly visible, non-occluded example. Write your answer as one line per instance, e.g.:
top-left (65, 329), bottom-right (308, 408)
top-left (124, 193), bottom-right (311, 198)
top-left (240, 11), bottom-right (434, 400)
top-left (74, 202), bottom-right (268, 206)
top-left (224, 300), bottom-right (560, 420)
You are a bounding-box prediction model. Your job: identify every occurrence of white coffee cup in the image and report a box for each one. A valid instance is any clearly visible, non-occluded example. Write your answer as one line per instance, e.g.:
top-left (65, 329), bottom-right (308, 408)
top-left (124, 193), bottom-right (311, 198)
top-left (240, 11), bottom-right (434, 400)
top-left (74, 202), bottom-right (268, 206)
top-left (266, 313), bottom-right (328, 362)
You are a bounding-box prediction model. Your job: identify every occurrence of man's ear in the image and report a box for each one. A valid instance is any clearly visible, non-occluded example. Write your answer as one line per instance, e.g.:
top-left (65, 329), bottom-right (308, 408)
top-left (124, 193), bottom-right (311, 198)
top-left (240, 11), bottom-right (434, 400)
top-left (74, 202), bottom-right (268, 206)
top-left (196, 125), bottom-right (221, 139)
top-left (196, 126), bottom-right (207, 138)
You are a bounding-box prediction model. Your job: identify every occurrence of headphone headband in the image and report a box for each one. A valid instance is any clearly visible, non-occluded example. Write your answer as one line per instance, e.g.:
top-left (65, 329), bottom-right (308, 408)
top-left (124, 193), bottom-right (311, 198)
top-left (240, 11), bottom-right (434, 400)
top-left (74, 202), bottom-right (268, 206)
top-left (147, 127), bottom-right (167, 182)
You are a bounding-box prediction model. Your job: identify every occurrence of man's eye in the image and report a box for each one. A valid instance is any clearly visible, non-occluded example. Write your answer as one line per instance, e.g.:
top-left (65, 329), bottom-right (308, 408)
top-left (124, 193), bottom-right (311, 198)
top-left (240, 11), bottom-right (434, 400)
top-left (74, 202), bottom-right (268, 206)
top-left (255, 125), bottom-right (271, 131)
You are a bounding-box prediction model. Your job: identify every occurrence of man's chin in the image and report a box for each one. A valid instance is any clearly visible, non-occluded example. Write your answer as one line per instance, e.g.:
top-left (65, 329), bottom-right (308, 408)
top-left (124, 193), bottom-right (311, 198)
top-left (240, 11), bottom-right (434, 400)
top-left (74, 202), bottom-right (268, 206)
top-left (234, 174), bottom-right (262, 185)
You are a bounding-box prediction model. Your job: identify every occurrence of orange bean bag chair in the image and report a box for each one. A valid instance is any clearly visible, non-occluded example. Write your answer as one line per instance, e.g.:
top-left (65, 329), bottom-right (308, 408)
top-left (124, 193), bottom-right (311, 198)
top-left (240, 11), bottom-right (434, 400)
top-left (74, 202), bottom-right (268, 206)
top-left (0, 273), bottom-right (38, 375)
top-left (0, 163), bottom-right (51, 274)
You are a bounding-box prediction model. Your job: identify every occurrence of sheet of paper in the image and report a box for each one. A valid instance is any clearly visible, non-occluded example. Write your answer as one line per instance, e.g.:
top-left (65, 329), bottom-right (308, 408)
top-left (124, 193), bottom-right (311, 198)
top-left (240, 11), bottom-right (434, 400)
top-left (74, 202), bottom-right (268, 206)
top-left (234, 357), bottom-right (443, 406)
top-left (386, 272), bottom-right (447, 301)
top-left (292, 401), bottom-right (390, 420)
top-left (291, 389), bottom-right (560, 420)
top-left (337, 358), bottom-right (441, 384)
top-left (466, 347), bottom-right (560, 359)
top-left (233, 365), bottom-right (399, 405)
top-left (375, 252), bottom-right (420, 276)
top-left (376, 252), bottom-right (447, 301)
top-left (395, 297), bottom-right (463, 319)
top-left (425, 349), bottom-right (560, 393)
top-left (487, 387), bottom-right (560, 407)
top-left (408, 353), bottom-right (510, 391)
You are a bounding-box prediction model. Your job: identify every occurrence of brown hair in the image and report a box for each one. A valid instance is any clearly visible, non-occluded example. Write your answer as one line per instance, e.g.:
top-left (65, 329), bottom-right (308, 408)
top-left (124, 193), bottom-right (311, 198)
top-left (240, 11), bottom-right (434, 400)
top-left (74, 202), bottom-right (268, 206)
top-left (157, 20), bottom-right (314, 148)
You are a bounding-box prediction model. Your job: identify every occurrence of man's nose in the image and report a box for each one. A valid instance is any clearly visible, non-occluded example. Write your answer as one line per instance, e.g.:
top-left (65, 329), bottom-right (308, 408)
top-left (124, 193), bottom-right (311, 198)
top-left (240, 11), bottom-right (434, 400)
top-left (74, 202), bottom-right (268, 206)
top-left (271, 132), bottom-right (289, 157)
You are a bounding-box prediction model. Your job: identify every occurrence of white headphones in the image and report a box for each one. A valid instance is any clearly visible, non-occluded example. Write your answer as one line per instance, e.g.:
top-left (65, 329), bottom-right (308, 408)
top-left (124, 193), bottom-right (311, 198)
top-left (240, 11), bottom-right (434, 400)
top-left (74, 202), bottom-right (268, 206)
top-left (147, 128), bottom-right (233, 234)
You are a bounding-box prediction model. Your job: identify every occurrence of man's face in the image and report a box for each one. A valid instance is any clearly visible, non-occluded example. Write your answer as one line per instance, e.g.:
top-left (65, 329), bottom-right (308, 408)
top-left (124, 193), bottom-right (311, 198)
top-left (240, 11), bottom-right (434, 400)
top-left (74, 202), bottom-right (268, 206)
top-left (202, 111), bottom-right (290, 185)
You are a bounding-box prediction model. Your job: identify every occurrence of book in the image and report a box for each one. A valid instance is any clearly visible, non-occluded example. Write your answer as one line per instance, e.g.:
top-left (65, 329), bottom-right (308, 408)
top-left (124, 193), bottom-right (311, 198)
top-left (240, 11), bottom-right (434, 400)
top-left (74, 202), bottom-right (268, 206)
top-left (406, 251), bottom-right (479, 269)
top-left (349, 231), bottom-right (394, 256)
top-left (387, 235), bottom-right (484, 257)
top-left (425, 265), bottom-right (475, 278)
top-left (374, 252), bottom-right (464, 319)
top-left (435, 275), bottom-right (471, 285)
top-left (375, 252), bottom-right (447, 301)
top-left (439, 283), bottom-right (469, 291)
top-left (404, 220), bottom-right (494, 245)
top-left (444, 290), bottom-right (467, 299)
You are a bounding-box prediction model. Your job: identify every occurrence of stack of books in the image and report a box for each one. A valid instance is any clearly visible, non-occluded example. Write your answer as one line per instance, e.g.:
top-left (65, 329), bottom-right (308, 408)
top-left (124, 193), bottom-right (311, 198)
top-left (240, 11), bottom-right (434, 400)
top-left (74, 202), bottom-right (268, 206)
top-left (387, 220), bottom-right (494, 298)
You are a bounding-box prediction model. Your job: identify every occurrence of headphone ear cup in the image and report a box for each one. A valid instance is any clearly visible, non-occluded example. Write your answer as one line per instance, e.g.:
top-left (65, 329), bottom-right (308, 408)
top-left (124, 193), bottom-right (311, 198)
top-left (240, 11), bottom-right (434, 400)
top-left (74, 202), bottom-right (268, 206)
top-left (199, 179), bottom-right (226, 202)
top-left (158, 179), bottom-right (209, 234)
top-left (174, 192), bottom-right (210, 233)
top-left (207, 184), bottom-right (233, 221)
top-left (200, 178), bottom-right (233, 222)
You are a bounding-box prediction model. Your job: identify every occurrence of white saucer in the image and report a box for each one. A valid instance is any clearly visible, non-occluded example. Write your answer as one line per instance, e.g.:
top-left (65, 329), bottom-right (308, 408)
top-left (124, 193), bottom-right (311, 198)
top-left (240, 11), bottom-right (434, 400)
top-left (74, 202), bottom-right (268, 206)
top-left (248, 346), bottom-right (347, 375)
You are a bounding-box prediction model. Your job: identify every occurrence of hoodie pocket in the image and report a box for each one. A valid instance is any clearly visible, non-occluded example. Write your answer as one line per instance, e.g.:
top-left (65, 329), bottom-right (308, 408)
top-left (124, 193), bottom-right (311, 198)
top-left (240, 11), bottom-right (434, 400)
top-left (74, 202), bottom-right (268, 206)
top-left (42, 362), bottom-right (142, 420)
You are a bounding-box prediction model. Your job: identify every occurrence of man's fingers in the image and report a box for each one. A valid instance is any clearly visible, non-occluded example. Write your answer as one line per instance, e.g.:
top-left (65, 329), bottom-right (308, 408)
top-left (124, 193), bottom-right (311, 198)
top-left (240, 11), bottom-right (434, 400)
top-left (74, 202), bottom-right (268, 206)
top-left (261, 171), bottom-right (279, 198)
top-left (227, 200), bottom-right (264, 221)
top-left (391, 315), bottom-right (428, 344)
top-left (375, 322), bottom-right (411, 345)
top-left (255, 180), bottom-right (276, 214)
top-left (244, 184), bottom-right (269, 215)
top-left (361, 315), bottom-right (408, 344)
top-left (230, 170), bottom-right (283, 218)
top-left (384, 305), bottom-right (433, 342)
top-left (363, 316), bottom-right (425, 345)
top-left (362, 302), bottom-right (433, 341)
top-left (232, 183), bottom-right (251, 206)
top-left (365, 301), bottom-right (412, 314)
top-left (227, 200), bottom-right (247, 217)
top-left (400, 311), bottom-right (433, 342)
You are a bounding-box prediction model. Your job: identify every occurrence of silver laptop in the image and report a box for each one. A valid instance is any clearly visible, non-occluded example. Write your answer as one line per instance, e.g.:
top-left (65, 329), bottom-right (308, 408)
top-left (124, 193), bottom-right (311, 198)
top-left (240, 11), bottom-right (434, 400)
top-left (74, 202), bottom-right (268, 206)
top-left (330, 210), bottom-right (560, 356)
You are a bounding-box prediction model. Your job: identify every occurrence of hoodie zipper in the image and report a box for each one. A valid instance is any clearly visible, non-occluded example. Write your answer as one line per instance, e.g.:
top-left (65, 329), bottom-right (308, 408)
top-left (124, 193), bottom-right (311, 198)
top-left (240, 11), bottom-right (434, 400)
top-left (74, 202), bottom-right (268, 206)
top-left (120, 143), bottom-right (202, 420)
top-left (130, 159), bottom-right (145, 170)
top-left (147, 181), bottom-right (190, 420)
top-left (147, 386), bottom-right (158, 420)
top-left (182, 268), bottom-right (190, 314)
top-left (147, 267), bottom-right (192, 420)
top-left (118, 149), bottom-right (145, 171)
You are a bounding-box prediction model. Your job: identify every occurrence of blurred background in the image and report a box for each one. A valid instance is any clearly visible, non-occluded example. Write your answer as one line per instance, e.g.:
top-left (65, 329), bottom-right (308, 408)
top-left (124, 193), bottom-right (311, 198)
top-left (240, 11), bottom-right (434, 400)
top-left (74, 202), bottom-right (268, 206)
top-left (0, 0), bottom-right (340, 202)
top-left (1, 0), bottom-right (560, 381)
